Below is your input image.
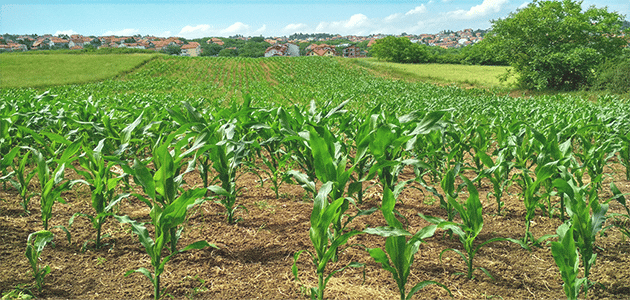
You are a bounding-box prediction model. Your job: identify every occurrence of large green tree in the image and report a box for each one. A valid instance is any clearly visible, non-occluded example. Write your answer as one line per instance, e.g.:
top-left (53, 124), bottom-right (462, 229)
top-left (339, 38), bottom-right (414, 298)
top-left (484, 0), bottom-right (628, 90)
top-left (371, 36), bottom-right (430, 64)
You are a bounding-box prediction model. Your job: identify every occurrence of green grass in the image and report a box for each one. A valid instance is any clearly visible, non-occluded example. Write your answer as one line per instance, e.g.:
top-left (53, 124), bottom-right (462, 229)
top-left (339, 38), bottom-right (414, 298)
top-left (0, 53), bottom-right (158, 88)
top-left (349, 58), bottom-right (516, 89)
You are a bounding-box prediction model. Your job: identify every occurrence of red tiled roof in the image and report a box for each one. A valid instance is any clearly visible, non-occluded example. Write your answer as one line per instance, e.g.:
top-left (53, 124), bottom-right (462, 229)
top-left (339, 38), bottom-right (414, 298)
top-left (181, 42), bottom-right (200, 49)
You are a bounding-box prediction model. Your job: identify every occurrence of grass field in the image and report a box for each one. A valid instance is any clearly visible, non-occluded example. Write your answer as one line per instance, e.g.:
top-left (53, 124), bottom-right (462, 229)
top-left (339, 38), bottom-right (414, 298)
top-left (0, 53), bottom-right (158, 88)
top-left (351, 58), bottom-right (515, 88)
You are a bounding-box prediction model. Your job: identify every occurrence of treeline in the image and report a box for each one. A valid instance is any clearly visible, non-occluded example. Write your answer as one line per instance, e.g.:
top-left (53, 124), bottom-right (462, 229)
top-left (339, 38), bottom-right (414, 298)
top-left (372, 0), bottom-right (630, 93)
top-left (370, 36), bottom-right (508, 66)
top-left (187, 37), bottom-right (271, 58)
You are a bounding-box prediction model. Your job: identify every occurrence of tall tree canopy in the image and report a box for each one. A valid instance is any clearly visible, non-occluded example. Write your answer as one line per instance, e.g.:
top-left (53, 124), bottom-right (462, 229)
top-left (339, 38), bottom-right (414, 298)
top-left (371, 36), bottom-right (431, 64)
top-left (484, 0), bottom-right (628, 90)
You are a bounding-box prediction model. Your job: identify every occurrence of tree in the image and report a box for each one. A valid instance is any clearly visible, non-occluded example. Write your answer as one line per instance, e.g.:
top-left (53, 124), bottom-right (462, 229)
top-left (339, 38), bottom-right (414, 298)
top-left (371, 36), bottom-right (430, 64)
top-left (484, 0), bottom-right (628, 90)
top-left (217, 48), bottom-right (238, 57)
top-left (162, 44), bottom-right (181, 55)
top-left (200, 43), bottom-right (223, 56)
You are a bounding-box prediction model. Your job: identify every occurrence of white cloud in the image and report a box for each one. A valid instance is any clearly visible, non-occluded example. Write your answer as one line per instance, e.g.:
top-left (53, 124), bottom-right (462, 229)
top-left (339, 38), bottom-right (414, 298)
top-left (283, 23), bottom-right (310, 33)
top-left (406, 4), bottom-right (427, 15)
top-left (177, 22), bottom-right (266, 38)
top-left (384, 13), bottom-right (402, 22)
top-left (180, 24), bottom-right (212, 34)
top-left (252, 25), bottom-right (267, 35)
top-left (160, 31), bottom-right (171, 37)
top-left (447, 0), bottom-right (509, 19)
top-left (54, 30), bottom-right (78, 36)
top-left (316, 14), bottom-right (371, 35)
top-left (102, 28), bottom-right (140, 36)
top-left (222, 22), bottom-right (250, 34)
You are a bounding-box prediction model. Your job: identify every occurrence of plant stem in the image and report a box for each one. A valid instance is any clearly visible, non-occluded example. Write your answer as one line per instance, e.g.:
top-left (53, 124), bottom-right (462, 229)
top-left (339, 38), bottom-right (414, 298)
top-left (154, 273), bottom-right (160, 300)
top-left (317, 272), bottom-right (325, 300)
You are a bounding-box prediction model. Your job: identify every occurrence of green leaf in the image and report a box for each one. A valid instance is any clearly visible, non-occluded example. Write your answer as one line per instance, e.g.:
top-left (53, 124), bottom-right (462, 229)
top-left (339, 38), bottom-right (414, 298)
top-left (407, 281), bottom-right (452, 300)
top-left (363, 226), bottom-right (411, 237)
top-left (125, 267), bottom-right (154, 285)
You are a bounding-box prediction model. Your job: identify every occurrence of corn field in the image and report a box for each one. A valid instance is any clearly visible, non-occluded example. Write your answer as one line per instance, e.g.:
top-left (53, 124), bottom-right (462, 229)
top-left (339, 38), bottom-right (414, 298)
top-left (1, 56), bottom-right (629, 299)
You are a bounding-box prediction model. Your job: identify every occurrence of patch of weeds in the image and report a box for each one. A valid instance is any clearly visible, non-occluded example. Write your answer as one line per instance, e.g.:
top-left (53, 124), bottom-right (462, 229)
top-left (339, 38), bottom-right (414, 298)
top-left (254, 200), bottom-right (276, 213)
top-left (181, 275), bottom-right (208, 300)
top-left (1, 284), bottom-right (34, 300)
top-left (423, 195), bottom-right (437, 205)
top-left (96, 257), bottom-right (107, 266)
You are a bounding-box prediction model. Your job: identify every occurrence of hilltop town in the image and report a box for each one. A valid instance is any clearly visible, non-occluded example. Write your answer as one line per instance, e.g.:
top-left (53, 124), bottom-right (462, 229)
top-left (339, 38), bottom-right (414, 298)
top-left (0, 28), bottom-right (487, 57)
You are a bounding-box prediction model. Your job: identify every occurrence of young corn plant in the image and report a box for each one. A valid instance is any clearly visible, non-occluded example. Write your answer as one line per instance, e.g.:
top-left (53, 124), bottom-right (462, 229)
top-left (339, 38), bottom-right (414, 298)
top-left (420, 163), bottom-right (464, 228)
top-left (615, 132), bottom-right (630, 181)
top-left (69, 139), bottom-right (131, 250)
top-left (206, 120), bottom-right (256, 224)
top-left (33, 141), bottom-right (82, 231)
top-left (553, 176), bottom-right (608, 296)
top-left (288, 125), bottom-right (376, 262)
top-left (551, 223), bottom-right (587, 300)
top-left (367, 110), bottom-right (447, 198)
top-left (516, 163), bottom-right (557, 245)
top-left (574, 133), bottom-right (615, 191)
top-left (0, 146), bottom-right (20, 190)
top-left (420, 177), bottom-right (528, 280)
top-left (115, 188), bottom-right (216, 300)
top-left (25, 230), bottom-right (54, 292)
top-left (125, 130), bottom-right (201, 252)
top-left (364, 187), bottom-right (451, 300)
top-left (292, 182), bottom-right (364, 300)
top-left (604, 182), bottom-right (630, 239)
top-left (475, 149), bottom-right (513, 215)
top-left (7, 148), bottom-right (37, 215)
top-left (252, 108), bottom-right (292, 199)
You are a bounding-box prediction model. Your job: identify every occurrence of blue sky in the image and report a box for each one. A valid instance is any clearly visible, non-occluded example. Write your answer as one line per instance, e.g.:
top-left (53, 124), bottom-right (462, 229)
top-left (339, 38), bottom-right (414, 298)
top-left (1, 0), bottom-right (628, 38)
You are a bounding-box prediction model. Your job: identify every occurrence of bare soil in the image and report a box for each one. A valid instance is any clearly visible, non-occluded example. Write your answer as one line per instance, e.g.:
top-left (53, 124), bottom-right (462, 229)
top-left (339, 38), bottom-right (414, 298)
top-left (1, 163), bottom-right (629, 300)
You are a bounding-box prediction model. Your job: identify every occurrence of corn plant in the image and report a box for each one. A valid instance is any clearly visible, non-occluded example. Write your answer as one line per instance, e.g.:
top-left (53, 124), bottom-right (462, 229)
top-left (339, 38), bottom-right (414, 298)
top-left (420, 176), bottom-right (528, 280)
top-left (364, 187), bottom-right (451, 300)
top-left (288, 125), bottom-right (376, 262)
top-left (124, 131), bottom-right (201, 252)
top-left (206, 121), bottom-right (256, 224)
top-left (475, 149), bottom-right (513, 215)
top-left (420, 163), bottom-right (464, 226)
top-left (553, 176), bottom-right (608, 295)
top-left (252, 108), bottom-right (292, 199)
top-left (551, 223), bottom-right (586, 300)
top-left (367, 110), bottom-right (446, 197)
top-left (4, 147), bottom-right (37, 214)
top-left (615, 132), bottom-right (630, 181)
top-left (604, 182), bottom-right (630, 239)
top-left (69, 139), bottom-right (131, 249)
top-left (292, 182), bottom-right (364, 300)
top-left (515, 163), bottom-right (557, 245)
top-left (574, 133), bottom-right (615, 191)
top-left (0, 146), bottom-right (20, 190)
top-left (25, 230), bottom-right (54, 292)
top-left (33, 141), bottom-right (81, 231)
top-left (115, 188), bottom-right (216, 300)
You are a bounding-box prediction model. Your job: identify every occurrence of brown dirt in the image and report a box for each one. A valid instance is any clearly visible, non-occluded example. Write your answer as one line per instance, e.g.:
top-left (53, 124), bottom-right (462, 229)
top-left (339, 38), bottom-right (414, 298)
top-left (1, 163), bottom-right (630, 300)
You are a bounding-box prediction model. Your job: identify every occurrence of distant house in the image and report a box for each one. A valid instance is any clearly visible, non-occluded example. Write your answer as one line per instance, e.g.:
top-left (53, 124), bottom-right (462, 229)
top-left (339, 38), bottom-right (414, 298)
top-left (342, 45), bottom-right (363, 58)
top-left (306, 44), bottom-right (337, 57)
top-left (181, 42), bottom-right (201, 56)
top-left (206, 37), bottom-right (224, 46)
top-left (264, 43), bottom-right (299, 57)
top-left (49, 37), bottom-right (69, 48)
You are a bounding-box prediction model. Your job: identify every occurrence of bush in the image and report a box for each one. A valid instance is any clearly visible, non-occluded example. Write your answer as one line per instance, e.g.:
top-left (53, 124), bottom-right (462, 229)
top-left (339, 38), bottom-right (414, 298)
top-left (591, 52), bottom-right (630, 94)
